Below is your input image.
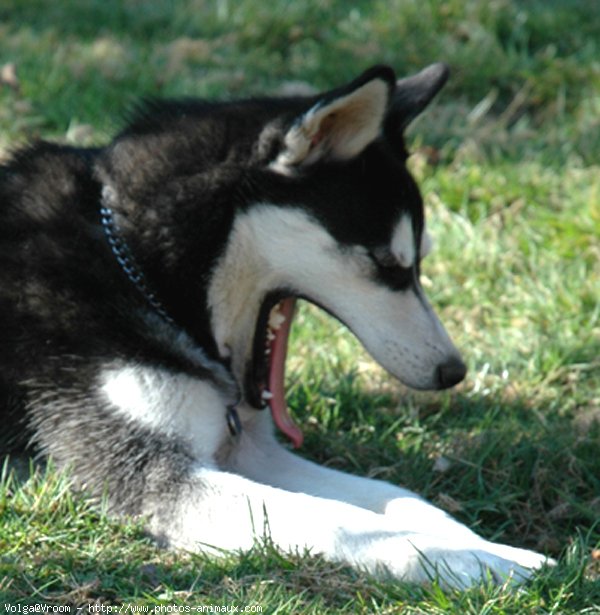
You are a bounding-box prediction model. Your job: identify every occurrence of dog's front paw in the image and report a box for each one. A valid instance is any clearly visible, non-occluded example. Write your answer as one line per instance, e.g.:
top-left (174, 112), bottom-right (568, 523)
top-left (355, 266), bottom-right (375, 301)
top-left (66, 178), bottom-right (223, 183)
top-left (380, 496), bottom-right (554, 587)
top-left (344, 532), bottom-right (553, 589)
top-left (413, 540), bottom-right (553, 589)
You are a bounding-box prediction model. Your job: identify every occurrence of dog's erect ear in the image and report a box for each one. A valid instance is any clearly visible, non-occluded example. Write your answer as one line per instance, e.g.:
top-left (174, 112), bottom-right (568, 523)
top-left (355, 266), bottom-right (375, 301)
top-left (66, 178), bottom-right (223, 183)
top-left (387, 63), bottom-right (449, 132)
top-left (269, 65), bottom-right (395, 172)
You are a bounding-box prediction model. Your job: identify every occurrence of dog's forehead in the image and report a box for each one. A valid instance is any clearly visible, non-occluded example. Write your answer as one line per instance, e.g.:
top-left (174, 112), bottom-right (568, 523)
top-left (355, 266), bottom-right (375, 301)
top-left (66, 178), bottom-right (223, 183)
top-left (359, 143), bottom-right (425, 242)
top-left (303, 143), bottom-right (424, 248)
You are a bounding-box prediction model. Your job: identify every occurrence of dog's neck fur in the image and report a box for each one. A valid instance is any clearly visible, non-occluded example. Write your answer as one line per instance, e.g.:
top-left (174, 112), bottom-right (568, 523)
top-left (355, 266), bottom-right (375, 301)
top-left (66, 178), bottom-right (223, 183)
top-left (100, 197), bottom-right (175, 326)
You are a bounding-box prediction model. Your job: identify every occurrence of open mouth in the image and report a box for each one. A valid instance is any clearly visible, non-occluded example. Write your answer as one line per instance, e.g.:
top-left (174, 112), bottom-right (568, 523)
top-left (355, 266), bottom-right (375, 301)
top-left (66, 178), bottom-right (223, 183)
top-left (247, 292), bottom-right (303, 448)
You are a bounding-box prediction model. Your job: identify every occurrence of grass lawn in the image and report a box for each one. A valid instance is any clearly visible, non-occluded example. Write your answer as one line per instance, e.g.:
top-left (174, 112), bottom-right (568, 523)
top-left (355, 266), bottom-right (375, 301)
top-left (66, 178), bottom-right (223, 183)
top-left (1, 0), bottom-right (599, 612)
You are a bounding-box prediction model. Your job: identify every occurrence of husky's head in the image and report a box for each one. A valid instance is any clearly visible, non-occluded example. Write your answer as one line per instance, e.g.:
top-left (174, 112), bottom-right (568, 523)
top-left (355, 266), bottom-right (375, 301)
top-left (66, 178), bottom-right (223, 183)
top-left (206, 64), bottom-right (466, 444)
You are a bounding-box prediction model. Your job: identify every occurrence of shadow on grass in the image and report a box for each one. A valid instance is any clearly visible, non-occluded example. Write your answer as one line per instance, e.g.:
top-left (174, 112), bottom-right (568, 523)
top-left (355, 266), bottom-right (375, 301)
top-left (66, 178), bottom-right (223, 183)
top-left (1, 381), bottom-right (599, 610)
top-left (290, 375), bottom-right (600, 558)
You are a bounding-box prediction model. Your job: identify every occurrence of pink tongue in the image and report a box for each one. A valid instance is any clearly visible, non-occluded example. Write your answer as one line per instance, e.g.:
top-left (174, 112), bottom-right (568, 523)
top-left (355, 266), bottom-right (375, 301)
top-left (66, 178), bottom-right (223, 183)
top-left (268, 297), bottom-right (303, 448)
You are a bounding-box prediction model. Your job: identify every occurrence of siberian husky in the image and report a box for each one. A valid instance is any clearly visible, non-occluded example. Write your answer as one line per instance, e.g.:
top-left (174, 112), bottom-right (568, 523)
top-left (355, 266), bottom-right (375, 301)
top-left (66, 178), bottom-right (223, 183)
top-left (0, 63), bottom-right (551, 587)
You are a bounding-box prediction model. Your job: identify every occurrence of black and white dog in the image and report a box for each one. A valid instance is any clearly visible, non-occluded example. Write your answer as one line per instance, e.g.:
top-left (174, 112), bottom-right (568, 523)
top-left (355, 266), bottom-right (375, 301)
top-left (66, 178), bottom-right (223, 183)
top-left (0, 64), bottom-right (550, 587)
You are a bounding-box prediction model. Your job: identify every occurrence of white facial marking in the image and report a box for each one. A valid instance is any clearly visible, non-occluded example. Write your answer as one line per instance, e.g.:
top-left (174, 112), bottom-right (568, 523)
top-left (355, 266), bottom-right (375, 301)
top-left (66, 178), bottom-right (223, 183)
top-left (391, 214), bottom-right (415, 268)
top-left (208, 205), bottom-right (461, 391)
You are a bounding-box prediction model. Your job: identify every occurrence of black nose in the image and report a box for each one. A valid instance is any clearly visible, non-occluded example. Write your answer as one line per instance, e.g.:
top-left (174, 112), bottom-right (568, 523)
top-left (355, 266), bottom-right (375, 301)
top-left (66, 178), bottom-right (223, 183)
top-left (436, 357), bottom-right (467, 389)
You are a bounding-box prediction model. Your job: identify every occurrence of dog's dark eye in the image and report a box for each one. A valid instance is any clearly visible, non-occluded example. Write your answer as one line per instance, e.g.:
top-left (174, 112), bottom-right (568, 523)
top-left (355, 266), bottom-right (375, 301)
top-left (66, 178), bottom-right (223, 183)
top-left (368, 248), bottom-right (413, 291)
top-left (369, 247), bottom-right (397, 269)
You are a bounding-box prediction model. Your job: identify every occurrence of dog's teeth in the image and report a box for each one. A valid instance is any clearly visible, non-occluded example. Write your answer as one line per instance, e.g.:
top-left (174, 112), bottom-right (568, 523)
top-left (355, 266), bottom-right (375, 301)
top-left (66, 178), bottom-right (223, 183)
top-left (266, 330), bottom-right (276, 342)
top-left (261, 389), bottom-right (273, 400)
top-left (268, 305), bottom-right (286, 331)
